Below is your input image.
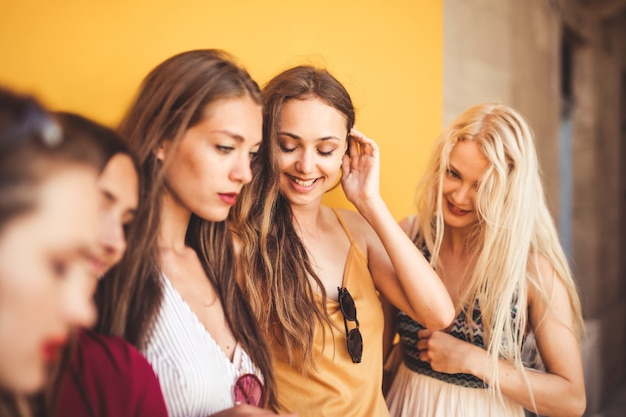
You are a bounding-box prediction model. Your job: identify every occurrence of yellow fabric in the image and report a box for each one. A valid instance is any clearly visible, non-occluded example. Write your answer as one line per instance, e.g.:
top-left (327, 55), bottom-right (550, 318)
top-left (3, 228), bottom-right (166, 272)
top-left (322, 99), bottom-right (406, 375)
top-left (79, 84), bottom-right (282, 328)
top-left (272, 209), bottom-right (390, 417)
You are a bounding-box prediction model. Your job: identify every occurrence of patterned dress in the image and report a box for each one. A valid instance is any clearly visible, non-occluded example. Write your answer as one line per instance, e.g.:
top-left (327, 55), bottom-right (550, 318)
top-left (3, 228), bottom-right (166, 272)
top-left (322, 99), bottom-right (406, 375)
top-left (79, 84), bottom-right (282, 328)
top-left (385, 240), bottom-right (525, 417)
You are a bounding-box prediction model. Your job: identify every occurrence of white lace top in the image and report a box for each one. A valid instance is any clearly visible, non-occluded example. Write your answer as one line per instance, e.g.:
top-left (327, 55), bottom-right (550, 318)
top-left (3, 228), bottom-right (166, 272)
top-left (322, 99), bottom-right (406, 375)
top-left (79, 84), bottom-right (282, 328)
top-left (142, 275), bottom-right (260, 417)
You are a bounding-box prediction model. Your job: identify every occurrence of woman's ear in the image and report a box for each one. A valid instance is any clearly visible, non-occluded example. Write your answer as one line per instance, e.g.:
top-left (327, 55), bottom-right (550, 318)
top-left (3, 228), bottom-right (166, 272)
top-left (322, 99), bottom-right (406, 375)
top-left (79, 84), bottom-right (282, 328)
top-left (155, 140), bottom-right (171, 162)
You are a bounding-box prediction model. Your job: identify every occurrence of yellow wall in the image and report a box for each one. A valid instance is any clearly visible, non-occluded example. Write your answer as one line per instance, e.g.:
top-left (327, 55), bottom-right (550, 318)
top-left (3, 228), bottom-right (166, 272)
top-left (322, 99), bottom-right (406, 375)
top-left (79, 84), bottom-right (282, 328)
top-left (0, 0), bottom-right (442, 219)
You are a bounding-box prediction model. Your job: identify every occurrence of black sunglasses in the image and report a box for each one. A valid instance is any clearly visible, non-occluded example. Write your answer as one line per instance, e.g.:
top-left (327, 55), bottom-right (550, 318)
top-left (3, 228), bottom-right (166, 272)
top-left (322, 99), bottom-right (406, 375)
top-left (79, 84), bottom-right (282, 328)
top-left (337, 286), bottom-right (363, 363)
top-left (0, 97), bottom-right (62, 150)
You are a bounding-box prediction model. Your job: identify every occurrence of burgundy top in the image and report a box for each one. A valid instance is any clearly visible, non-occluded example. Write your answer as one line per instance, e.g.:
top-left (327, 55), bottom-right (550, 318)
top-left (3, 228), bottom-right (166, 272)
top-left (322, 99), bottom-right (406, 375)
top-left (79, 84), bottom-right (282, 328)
top-left (55, 329), bottom-right (168, 417)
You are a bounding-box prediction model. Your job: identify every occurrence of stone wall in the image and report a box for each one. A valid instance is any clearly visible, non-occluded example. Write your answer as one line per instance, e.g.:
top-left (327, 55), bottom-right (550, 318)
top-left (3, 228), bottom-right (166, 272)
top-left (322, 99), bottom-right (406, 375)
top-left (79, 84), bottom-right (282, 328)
top-left (443, 0), bottom-right (626, 414)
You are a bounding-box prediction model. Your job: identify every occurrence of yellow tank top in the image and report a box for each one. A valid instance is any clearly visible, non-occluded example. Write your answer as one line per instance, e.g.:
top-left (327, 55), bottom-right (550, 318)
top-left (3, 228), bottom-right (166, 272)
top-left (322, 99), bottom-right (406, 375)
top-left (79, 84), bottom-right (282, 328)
top-left (272, 209), bottom-right (390, 417)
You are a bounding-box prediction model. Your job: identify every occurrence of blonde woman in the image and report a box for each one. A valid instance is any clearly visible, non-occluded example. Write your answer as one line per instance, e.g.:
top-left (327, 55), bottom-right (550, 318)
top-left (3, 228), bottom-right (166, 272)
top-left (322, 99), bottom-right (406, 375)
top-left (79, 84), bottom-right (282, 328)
top-left (385, 103), bottom-right (586, 416)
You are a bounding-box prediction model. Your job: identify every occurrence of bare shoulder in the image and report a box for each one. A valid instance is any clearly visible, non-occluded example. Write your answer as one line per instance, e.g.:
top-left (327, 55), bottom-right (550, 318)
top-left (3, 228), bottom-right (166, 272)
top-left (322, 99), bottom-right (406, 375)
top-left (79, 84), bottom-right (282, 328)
top-left (333, 207), bottom-right (374, 245)
top-left (527, 253), bottom-right (557, 298)
top-left (334, 207), bottom-right (371, 232)
top-left (526, 253), bottom-right (572, 318)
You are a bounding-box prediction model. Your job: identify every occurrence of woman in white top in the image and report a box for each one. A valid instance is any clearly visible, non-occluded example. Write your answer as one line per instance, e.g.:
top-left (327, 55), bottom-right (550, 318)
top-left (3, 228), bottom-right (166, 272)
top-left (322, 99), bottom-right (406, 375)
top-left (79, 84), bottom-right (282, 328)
top-left (96, 50), bottom-right (294, 417)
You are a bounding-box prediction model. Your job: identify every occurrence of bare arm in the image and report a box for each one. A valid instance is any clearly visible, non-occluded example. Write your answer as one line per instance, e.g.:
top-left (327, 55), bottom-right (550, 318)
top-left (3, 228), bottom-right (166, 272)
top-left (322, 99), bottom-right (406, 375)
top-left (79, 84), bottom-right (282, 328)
top-left (341, 130), bottom-right (454, 330)
top-left (418, 256), bottom-right (585, 416)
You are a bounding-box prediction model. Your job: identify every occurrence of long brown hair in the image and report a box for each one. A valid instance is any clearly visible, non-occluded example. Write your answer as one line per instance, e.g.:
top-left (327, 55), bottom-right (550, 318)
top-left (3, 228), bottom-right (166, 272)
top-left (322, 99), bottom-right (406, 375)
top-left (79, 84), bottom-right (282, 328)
top-left (94, 49), bottom-right (277, 408)
top-left (231, 66), bottom-right (355, 370)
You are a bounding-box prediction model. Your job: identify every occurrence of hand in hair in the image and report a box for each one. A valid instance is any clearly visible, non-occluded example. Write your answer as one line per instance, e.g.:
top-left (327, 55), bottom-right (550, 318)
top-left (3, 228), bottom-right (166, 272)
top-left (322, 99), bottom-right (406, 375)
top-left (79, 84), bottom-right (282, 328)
top-left (341, 128), bottom-right (382, 211)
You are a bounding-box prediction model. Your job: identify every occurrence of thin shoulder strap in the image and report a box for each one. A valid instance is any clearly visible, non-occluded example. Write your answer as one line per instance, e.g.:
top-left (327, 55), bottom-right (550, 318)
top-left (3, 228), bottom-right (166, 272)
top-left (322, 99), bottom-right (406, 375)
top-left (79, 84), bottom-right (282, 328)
top-left (331, 208), bottom-right (355, 245)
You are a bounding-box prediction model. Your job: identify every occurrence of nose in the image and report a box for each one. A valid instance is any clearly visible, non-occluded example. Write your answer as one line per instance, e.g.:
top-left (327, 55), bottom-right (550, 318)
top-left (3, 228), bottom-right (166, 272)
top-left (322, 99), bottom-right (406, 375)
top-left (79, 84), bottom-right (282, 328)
top-left (230, 152), bottom-right (253, 184)
top-left (98, 212), bottom-right (126, 265)
top-left (451, 183), bottom-right (474, 206)
top-left (295, 149), bottom-right (313, 174)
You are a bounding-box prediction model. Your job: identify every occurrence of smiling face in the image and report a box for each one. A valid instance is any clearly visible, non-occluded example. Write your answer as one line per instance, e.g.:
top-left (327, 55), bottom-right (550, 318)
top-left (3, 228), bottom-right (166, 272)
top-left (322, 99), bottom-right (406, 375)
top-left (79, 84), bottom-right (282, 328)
top-left (276, 98), bottom-right (348, 207)
top-left (91, 153), bottom-right (139, 276)
top-left (0, 165), bottom-right (98, 393)
top-left (159, 95), bottom-right (262, 222)
top-left (441, 140), bottom-right (490, 230)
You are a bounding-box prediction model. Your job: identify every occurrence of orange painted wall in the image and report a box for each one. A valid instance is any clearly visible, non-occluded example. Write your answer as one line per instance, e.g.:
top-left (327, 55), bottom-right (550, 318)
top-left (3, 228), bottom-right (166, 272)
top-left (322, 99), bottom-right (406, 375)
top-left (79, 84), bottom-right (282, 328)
top-left (0, 0), bottom-right (443, 218)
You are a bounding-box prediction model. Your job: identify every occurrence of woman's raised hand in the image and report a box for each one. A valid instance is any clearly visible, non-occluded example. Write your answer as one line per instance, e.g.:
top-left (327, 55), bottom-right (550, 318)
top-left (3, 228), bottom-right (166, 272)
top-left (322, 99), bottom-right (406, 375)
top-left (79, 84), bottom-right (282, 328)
top-left (341, 128), bottom-right (382, 209)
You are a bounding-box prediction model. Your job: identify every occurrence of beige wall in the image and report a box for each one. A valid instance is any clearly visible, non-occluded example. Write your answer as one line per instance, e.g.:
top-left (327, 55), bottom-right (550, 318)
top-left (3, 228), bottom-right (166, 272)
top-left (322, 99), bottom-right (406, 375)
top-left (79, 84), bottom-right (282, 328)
top-left (443, 0), bottom-right (626, 414)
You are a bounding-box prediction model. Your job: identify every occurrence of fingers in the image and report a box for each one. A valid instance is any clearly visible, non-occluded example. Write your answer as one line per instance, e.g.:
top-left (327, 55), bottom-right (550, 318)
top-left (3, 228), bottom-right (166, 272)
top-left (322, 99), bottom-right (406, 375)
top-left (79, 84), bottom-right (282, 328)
top-left (417, 329), bottom-right (432, 339)
top-left (348, 128), bottom-right (378, 158)
top-left (417, 329), bottom-right (432, 362)
top-left (341, 153), bottom-right (350, 178)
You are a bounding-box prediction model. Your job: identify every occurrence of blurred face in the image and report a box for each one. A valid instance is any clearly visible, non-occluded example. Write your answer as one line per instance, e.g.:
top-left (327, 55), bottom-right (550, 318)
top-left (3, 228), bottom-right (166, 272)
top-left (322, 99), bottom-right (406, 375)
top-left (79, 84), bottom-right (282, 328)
top-left (159, 95), bottom-right (262, 221)
top-left (276, 98), bottom-right (348, 207)
top-left (91, 154), bottom-right (139, 276)
top-left (0, 166), bottom-right (98, 393)
top-left (441, 140), bottom-right (489, 230)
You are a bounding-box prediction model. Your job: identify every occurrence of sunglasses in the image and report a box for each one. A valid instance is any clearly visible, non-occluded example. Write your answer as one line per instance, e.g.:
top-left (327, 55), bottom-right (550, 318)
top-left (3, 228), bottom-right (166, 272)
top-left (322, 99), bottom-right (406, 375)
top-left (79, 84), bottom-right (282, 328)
top-left (338, 286), bottom-right (363, 363)
top-left (233, 373), bottom-right (265, 407)
top-left (1, 98), bottom-right (62, 149)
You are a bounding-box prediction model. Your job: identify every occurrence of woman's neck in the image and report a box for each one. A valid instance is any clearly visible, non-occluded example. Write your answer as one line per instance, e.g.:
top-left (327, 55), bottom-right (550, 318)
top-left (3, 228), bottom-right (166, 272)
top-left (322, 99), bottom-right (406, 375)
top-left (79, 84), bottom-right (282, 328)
top-left (158, 191), bottom-right (192, 253)
top-left (290, 202), bottom-right (326, 240)
top-left (442, 225), bottom-right (474, 258)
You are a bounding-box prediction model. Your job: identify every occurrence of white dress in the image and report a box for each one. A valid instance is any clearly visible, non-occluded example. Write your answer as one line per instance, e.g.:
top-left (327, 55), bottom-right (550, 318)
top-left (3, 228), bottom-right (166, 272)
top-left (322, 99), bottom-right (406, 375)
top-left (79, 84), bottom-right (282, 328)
top-left (385, 310), bottom-right (525, 417)
top-left (387, 362), bottom-right (525, 417)
top-left (142, 275), bottom-right (261, 417)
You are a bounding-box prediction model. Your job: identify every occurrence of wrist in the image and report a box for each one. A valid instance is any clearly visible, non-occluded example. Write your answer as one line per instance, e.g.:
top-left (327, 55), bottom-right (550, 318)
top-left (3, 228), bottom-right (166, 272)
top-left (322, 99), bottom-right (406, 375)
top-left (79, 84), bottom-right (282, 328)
top-left (464, 345), bottom-right (490, 380)
top-left (354, 196), bottom-right (386, 219)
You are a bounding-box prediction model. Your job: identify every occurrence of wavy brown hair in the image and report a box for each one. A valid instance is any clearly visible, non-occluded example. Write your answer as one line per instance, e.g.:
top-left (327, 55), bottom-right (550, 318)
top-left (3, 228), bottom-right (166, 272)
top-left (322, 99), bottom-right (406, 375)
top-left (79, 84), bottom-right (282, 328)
top-left (94, 49), bottom-right (277, 408)
top-left (231, 66), bottom-right (355, 371)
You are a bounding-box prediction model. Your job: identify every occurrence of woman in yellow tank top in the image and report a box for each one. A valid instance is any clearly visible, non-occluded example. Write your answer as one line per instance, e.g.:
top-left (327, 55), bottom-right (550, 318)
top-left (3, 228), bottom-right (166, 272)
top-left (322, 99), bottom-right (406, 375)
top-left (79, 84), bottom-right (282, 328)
top-left (231, 66), bottom-right (454, 417)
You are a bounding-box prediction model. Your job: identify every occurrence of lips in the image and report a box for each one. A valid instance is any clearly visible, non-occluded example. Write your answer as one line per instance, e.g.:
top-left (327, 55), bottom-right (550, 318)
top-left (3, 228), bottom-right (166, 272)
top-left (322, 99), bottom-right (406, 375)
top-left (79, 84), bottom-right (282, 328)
top-left (41, 334), bottom-right (68, 363)
top-left (286, 174), bottom-right (319, 190)
top-left (447, 200), bottom-right (471, 216)
top-left (89, 256), bottom-right (106, 278)
top-left (218, 193), bottom-right (238, 205)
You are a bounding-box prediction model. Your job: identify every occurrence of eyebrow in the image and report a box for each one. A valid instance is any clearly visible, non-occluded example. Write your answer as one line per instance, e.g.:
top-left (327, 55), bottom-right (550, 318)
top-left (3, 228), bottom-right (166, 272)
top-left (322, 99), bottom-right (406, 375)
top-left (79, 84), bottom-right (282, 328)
top-left (278, 131), bottom-right (342, 142)
top-left (102, 189), bottom-right (117, 202)
top-left (101, 189), bottom-right (138, 217)
top-left (213, 129), bottom-right (257, 142)
top-left (211, 130), bottom-right (262, 147)
top-left (448, 163), bottom-right (483, 185)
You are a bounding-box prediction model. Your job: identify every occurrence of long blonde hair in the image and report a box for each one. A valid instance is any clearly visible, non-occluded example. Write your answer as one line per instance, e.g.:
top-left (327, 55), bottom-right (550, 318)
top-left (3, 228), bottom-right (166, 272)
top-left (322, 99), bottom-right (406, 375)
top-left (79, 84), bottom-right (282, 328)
top-left (415, 103), bottom-right (583, 400)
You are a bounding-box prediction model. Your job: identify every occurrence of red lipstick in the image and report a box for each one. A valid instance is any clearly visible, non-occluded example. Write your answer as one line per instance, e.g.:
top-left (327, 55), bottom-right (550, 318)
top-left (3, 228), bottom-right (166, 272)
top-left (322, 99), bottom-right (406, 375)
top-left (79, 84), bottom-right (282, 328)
top-left (219, 193), bottom-right (238, 205)
top-left (41, 334), bottom-right (68, 363)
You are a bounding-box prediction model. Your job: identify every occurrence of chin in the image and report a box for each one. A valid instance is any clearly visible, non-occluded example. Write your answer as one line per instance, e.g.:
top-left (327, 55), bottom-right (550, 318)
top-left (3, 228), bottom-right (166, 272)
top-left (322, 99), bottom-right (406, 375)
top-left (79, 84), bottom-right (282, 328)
top-left (12, 368), bottom-right (44, 394)
top-left (197, 209), bottom-right (230, 223)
